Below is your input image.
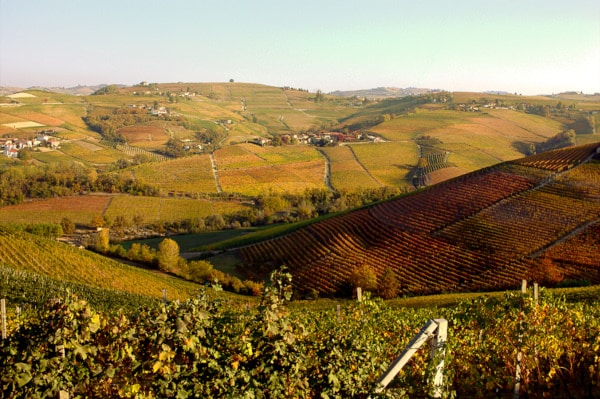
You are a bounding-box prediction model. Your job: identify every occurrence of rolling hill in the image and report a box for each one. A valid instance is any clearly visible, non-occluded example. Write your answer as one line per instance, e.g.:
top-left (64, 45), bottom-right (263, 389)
top-left (235, 143), bottom-right (600, 297)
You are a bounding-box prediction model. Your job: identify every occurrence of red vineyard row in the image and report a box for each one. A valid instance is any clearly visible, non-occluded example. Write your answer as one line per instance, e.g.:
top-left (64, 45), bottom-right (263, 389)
top-left (240, 144), bottom-right (600, 296)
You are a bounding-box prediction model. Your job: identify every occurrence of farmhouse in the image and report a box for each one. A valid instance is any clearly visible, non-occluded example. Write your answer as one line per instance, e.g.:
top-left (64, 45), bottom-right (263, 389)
top-left (150, 106), bottom-right (168, 116)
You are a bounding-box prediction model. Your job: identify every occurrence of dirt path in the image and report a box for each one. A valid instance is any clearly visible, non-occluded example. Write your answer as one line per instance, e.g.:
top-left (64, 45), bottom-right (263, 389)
top-left (316, 149), bottom-right (334, 191)
top-left (210, 153), bottom-right (223, 193)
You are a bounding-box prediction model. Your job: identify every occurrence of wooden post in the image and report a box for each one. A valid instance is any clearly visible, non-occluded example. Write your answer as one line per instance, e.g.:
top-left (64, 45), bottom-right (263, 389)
top-left (1, 299), bottom-right (6, 340)
top-left (356, 287), bottom-right (362, 302)
top-left (336, 304), bottom-right (341, 323)
top-left (162, 289), bottom-right (168, 305)
top-left (533, 282), bottom-right (539, 305)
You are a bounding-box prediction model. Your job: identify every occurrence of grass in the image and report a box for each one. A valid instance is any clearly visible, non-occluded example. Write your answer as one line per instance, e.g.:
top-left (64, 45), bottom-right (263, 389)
top-left (105, 195), bottom-right (249, 224)
top-left (122, 228), bottom-right (258, 252)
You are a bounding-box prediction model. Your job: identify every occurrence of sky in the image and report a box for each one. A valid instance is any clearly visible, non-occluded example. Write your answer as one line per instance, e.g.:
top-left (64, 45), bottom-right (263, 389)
top-left (1, 0), bottom-right (599, 95)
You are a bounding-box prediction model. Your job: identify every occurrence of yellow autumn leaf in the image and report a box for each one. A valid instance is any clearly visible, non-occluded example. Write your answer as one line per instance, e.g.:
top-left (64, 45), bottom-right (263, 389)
top-left (152, 361), bottom-right (162, 373)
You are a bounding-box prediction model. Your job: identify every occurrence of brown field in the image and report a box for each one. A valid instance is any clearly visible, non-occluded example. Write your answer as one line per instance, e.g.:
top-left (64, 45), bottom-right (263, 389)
top-left (0, 112), bottom-right (27, 125)
top-left (427, 166), bottom-right (466, 185)
top-left (15, 111), bottom-right (63, 126)
top-left (0, 195), bottom-right (111, 225)
top-left (119, 124), bottom-right (169, 147)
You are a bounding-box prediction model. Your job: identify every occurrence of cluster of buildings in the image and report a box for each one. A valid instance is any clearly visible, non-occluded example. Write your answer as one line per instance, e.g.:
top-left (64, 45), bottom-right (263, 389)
top-left (1, 131), bottom-right (60, 158)
top-left (281, 131), bottom-right (383, 146)
top-left (251, 131), bottom-right (384, 147)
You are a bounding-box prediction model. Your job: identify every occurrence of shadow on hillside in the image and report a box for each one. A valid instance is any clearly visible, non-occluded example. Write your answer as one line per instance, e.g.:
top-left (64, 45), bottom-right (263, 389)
top-left (512, 141), bottom-right (534, 156)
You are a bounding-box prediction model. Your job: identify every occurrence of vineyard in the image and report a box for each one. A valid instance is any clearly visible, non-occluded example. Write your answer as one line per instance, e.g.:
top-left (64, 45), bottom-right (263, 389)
top-left (238, 143), bottom-right (600, 297)
top-left (0, 269), bottom-right (599, 398)
top-left (214, 144), bottom-right (327, 195)
top-left (0, 227), bottom-right (200, 301)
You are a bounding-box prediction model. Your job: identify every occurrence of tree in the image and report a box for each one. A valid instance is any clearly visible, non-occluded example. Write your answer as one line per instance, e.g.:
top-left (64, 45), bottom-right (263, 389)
top-left (60, 217), bottom-right (75, 235)
top-left (95, 228), bottom-right (110, 253)
top-left (314, 90), bottom-right (325, 103)
top-left (187, 260), bottom-right (213, 282)
top-left (377, 267), bottom-right (400, 299)
top-left (157, 238), bottom-right (181, 273)
top-left (91, 214), bottom-right (105, 229)
top-left (348, 264), bottom-right (378, 293)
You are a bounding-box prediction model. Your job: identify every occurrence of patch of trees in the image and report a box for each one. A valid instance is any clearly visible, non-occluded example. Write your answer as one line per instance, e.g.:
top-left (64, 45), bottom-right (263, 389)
top-left (0, 162), bottom-right (158, 206)
top-left (91, 84), bottom-right (120, 95)
top-left (533, 130), bottom-right (577, 154)
top-left (82, 106), bottom-right (163, 143)
top-left (93, 234), bottom-right (263, 295)
top-left (9, 223), bottom-right (64, 239)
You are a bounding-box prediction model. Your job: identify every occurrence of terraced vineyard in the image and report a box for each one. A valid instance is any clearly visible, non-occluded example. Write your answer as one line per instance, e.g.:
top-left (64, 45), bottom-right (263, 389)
top-left (239, 143), bottom-right (600, 297)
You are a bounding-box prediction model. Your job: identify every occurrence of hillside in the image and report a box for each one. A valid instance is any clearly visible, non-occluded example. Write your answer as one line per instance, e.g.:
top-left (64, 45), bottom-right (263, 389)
top-left (0, 226), bottom-right (201, 301)
top-left (2, 83), bottom-right (598, 197)
top-left (235, 143), bottom-right (600, 297)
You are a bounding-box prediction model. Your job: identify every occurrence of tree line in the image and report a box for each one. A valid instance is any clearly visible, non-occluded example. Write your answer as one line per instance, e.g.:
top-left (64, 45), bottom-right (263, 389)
top-left (0, 162), bottom-right (158, 206)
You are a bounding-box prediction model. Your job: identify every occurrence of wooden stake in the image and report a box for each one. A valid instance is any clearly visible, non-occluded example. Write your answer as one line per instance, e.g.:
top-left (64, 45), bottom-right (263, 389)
top-left (1, 299), bottom-right (6, 340)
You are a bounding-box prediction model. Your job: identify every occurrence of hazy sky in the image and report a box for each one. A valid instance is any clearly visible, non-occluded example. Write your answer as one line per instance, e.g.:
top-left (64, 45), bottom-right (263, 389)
top-left (1, 0), bottom-right (599, 94)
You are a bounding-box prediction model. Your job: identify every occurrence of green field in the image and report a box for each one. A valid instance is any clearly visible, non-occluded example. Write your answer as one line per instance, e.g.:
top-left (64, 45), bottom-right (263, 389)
top-left (351, 141), bottom-right (419, 188)
top-left (320, 146), bottom-right (382, 191)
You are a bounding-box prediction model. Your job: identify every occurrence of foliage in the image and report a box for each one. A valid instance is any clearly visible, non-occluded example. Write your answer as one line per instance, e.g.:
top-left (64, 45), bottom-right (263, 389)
top-left (377, 268), bottom-right (401, 300)
top-left (156, 238), bottom-right (182, 273)
top-left (1, 281), bottom-right (599, 398)
top-left (348, 264), bottom-right (378, 293)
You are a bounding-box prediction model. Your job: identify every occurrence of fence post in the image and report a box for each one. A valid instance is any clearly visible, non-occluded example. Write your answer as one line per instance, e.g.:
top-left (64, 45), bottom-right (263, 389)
top-left (1, 299), bottom-right (6, 339)
top-left (514, 280), bottom-right (527, 399)
top-left (430, 319), bottom-right (448, 398)
top-left (162, 289), bottom-right (168, 305)
top-left (372, 319), bottom-right (447, 398)
top-left (356, 287), bottom-right (362, 302)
